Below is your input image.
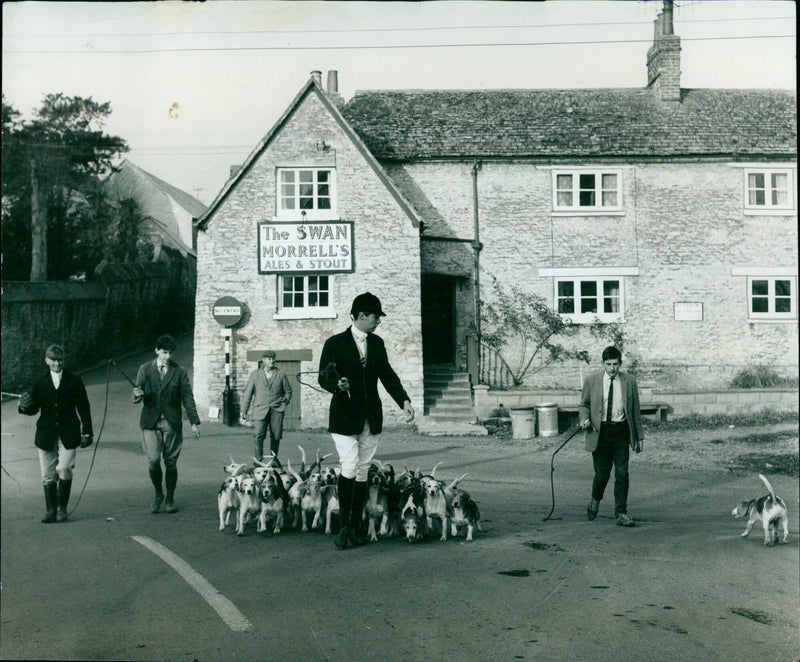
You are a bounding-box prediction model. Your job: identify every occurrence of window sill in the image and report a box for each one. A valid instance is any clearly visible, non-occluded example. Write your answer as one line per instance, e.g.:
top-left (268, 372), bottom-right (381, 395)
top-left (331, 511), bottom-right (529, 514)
top-left (747, 317), bottom-right (798, 324)
top-left (272, 214), bottom-right (341, 223)
top-left (274, 309), bottom-right (338, 320)
top-left (560, 315), bottom-right (625, 324)
top-left (742, 209), bottom-right (797, 216)
top-left (551, 210), bottom-right (625, 217)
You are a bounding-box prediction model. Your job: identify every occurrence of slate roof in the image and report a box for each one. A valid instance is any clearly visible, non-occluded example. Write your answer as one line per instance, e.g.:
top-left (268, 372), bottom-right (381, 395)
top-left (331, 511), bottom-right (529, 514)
top-left (342, 88), bottom-right (797, 161)
top-left (105, 160), bottom-right (205, 255)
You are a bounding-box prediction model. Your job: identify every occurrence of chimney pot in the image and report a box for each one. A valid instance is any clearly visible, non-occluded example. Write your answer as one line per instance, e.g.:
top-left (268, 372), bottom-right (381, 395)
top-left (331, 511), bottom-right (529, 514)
top-left (327, 70), bottom-right (339, 94)
top-left (310, 70), bottom-right (322, 86)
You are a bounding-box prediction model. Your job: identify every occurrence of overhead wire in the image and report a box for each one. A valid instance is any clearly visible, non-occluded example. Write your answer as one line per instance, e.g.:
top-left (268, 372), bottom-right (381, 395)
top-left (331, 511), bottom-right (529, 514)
top-left (4, 32), bottom-right (794, 55)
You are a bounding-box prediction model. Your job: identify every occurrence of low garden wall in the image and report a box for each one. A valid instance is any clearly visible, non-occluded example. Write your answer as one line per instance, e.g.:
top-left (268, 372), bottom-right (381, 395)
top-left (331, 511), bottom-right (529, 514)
top-left (474, 384), bottom-right (799, 420)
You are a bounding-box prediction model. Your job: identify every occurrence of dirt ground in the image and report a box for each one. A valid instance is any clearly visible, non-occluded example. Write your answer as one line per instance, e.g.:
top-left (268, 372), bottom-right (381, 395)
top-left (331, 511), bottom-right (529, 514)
top-left (458, 418), bottom-right (799, 476)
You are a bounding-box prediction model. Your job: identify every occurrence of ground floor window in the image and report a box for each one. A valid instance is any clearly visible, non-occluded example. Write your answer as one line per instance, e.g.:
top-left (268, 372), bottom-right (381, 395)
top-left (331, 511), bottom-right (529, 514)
top-left (555, 277), bottom-right (623, 323)
top-left (748, 276), bottom-right (796, 320)
top-left (274, 274), bottom-right (335, 319)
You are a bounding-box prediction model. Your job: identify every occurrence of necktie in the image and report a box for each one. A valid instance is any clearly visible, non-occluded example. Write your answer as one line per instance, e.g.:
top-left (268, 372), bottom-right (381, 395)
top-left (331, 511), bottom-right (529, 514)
top-left (159, 364), bottom-right (167, 381)
top-left (606, 377), bottom-right (614, 422)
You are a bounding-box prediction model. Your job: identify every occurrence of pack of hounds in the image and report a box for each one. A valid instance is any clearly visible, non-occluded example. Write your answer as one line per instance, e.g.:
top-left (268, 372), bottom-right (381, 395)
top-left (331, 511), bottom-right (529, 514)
top-left (218, 446), bottom-right (482, 542)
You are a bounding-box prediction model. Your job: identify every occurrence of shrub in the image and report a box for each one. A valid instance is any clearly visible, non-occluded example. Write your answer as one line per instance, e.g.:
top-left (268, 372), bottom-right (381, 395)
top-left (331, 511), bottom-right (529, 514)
top-left (729, 365), bottom-right (798, 389)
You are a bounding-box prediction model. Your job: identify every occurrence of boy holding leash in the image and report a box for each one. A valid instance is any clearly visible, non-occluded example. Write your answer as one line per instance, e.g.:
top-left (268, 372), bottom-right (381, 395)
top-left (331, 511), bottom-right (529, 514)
top-left (579, 346), bottom-right (644, 527)
top-left (18, 344), bottom-right (93, 523)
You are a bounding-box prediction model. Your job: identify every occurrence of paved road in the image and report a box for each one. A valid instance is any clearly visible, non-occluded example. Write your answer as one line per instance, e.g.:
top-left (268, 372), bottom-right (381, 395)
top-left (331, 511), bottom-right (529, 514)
top-left (2, 340), bottom-right (798, 661)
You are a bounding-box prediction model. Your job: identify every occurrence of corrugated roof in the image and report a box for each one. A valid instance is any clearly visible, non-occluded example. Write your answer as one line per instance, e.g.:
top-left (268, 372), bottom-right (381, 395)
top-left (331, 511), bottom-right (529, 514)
top-left (342, 88), bottom-right (797, 160)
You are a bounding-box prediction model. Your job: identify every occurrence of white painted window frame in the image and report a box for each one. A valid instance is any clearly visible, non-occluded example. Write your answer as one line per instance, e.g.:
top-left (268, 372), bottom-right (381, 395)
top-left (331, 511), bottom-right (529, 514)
top-left (552, 276), bottom-right (625, 324)
top-left (731, 267), bottom-right (797, 322)
top-left (275, 167), bottom-right (337, 221)
top-left (274, 274), bottom-right (337, 320)
top-left (551, 168), bottom-right (623, 213)
top-left (746, 275), bottom-right (797, 321)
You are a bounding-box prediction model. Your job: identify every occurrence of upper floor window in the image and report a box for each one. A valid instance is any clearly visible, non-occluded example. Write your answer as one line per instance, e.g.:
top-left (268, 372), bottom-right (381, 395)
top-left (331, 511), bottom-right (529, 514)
top-left (274, 274), bottom-right (336, 320)
top-left (556, 277), bottom-right (623, 323)
top-left (277, 168), bottom-right (336, 220)
top-left (553, 170), bottom-right (622, 212)
top-left (744, 168), bottom-right (795, 212)
top-left (748, 276), bottom-right (796, 320)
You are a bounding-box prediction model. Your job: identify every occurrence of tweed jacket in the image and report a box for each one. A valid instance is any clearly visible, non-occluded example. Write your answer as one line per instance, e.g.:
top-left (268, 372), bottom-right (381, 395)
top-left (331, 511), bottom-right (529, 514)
top-left (133, 359), bottom-right (200, 430)
top-left (240, 367), bottom-right (292, 420)
top-left (318, 327), bottom-right (409, 436)
top-left (19, 370), bottom-right (93, 451)
top-left (578, 370), bottom-right (644, 452)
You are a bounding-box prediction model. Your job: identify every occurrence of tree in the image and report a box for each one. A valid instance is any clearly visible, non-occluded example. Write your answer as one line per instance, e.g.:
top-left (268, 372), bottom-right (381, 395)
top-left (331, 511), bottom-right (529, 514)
top-left (2, 94), bottom-right (128, 281)
top-left (479, 278), bottom-right (590, 386)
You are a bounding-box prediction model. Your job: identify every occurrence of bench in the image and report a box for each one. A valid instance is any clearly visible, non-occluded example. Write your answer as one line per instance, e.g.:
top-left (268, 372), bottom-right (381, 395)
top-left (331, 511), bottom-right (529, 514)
top-left (558, 403), bottom-right (669, 421)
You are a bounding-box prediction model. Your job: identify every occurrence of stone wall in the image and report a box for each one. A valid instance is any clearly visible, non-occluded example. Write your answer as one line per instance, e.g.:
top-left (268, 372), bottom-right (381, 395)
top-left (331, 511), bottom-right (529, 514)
top-left (396, 160), bottom-right (798, 389)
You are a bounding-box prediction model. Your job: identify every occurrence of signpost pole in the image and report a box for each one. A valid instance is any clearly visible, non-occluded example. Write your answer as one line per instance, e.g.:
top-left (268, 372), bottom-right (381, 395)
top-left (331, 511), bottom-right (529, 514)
top-left (221, 327), bottom-right (235, 426)
top-left (212, 296), bottom-right (244, 427)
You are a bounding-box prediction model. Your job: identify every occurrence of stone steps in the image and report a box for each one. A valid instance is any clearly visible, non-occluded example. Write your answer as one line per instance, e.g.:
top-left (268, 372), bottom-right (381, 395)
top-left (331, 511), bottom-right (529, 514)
top-left (419, 364), bottom-right (487, 436)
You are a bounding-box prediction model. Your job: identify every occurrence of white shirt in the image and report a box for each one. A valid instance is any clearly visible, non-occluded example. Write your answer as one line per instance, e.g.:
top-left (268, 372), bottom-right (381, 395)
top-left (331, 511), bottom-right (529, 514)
top-left (50, 370), bottom-right (62, 390)
top-left (350, 325), bottom-right (368, 361)
top-left (603, 373), bottom-right (626, 423)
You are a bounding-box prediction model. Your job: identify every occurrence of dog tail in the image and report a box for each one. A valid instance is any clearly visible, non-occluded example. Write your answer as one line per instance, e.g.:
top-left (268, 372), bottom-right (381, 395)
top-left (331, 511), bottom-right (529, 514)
top-left (758, 473), bottom-right (777, 503)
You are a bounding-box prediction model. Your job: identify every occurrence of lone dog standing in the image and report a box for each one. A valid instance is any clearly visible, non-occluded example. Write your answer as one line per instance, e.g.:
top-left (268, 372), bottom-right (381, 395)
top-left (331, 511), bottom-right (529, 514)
top-left (579, 346), bottom-right (644, 527)
top-left (240, 350), bottom-right (292, 461)
top-left (18, 344), bottom-right (93, 523)
top-left (318, 292), bottom-right (414, 549)
top-left (133, 334), bottom-right (200, 514)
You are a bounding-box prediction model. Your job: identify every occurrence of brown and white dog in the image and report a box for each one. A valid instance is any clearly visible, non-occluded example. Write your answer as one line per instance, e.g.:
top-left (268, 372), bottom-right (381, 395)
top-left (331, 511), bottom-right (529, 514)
top-left (218, 476), bottom-right (241, 532)
top-left (732, 473), bottom-right (789, 546)
top-left (421, 463), bottom-right (450, 541)
top-left (400, 493), bottom-right (424, 543)
top-left (444, 473), bottom-right (481, 541)
top-left (258, 480), bottom-right (287, 534)
top-left (292, 469), bottom-right (324, 532)
top-left (236, 476), bottom-right (262, 536)
top-left (321, 484), bottom-right (340, 534)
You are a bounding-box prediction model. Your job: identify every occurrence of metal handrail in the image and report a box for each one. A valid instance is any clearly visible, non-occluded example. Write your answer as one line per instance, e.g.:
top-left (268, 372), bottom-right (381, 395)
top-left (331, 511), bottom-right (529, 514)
top-left (466, 334), bottom-right (516, 389)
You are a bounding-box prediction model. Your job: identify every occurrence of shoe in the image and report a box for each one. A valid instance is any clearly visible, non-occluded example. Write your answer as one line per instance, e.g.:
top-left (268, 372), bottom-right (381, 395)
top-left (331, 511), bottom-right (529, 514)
top-left (587, 500), bottom-right (599, 522)
top-left (335, 526), bottom-right (350, 550)
top-left (164, 500), bottom-right (178, 513)
top-left (349, 527), bottom-right (369, 546)
top-left (151, 493), bottom-right (164, 513)
top-left (616, 513), bottom-right (635, 527)
top-left (41, 510), bottom-right (57, 524)
top-left (56, 508), bottom-right (68, 523)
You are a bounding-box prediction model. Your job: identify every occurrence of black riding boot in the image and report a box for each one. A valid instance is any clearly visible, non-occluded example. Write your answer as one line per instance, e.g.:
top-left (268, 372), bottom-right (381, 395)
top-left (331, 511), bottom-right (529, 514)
top-left (149, 466), bottom-right (164, 513)
top-left (56, 479), bottom-right (72, 522)
top-left (164, 467), bottom-right (178, 513)
top-left (42, 482), bottom-right (57, 523)
top-left (349, 481), bottom-right (369, 546)
top-left (335, 476), bottom-right (354, 549)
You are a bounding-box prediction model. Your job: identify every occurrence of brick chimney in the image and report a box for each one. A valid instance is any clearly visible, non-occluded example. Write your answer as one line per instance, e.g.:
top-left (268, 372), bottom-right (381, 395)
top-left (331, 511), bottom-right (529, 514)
top-left (647, 1), bottom-right (682, 102)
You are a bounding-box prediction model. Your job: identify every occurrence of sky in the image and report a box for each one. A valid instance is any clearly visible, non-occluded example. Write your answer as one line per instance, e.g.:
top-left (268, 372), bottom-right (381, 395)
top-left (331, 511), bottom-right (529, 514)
top-left (2, 1), bottom-right (796, 205)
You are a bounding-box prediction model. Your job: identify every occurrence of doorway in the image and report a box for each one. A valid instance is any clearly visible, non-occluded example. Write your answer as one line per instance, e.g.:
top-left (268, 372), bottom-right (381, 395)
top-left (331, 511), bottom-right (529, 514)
top-left (421, 274), bottom-right (456, 365)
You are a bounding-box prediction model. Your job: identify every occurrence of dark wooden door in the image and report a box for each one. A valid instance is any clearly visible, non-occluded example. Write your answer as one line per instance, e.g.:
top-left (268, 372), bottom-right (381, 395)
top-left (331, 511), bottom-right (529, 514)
top-left (275, 360), bottom-right (301, 430)
top-left (421, 275), bottom-right (456, 365)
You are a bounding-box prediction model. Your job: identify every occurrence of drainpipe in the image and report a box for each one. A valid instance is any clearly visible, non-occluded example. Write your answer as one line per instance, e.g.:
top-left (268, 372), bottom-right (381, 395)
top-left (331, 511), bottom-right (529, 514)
top-left (471, 160), bottom-right (483, 354)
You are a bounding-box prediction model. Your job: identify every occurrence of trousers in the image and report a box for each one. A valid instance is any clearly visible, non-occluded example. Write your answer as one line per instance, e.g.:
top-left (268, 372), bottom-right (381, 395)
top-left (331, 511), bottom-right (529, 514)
top-left (591, 421), bottom-right (630, 516)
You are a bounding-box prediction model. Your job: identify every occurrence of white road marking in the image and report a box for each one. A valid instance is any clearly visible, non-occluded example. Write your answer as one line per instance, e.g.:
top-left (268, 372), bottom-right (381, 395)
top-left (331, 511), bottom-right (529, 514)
top-left (131, 535), bottom-right (252, 632)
